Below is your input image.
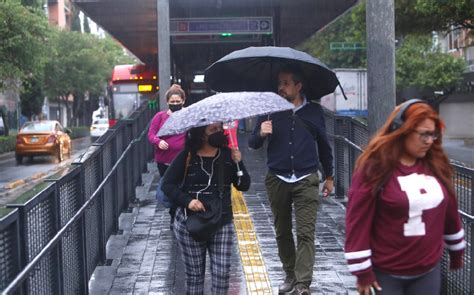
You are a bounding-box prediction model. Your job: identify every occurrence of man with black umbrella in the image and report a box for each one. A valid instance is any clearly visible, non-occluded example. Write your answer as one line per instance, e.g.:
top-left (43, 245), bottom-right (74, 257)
top-left (249, 66), bottom-right (334, 295)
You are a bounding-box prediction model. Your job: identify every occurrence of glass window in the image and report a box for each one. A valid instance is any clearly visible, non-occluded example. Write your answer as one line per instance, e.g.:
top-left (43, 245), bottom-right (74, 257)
top-left (21, 122), bottom-right (55, 132)
top-left (113, 93), bottom-right (139, 119)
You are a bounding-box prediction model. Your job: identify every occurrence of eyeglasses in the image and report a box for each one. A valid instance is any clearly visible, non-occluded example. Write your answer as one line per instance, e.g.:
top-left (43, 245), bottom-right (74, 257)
top-left (414, 130), bottom-right (439, 142)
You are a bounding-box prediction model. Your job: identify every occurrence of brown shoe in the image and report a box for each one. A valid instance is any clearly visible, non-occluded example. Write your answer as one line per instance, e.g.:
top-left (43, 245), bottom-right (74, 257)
top-left (278, 275), bottom-right (296, 294)
top-left (293, 283), bottom-right (310, 295)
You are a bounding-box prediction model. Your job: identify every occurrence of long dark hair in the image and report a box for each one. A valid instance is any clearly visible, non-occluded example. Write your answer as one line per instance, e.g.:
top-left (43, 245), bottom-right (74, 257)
top-left (185, 126), bottom-right (207, 153)
top-left (355, 102), bottom-right (454, 196)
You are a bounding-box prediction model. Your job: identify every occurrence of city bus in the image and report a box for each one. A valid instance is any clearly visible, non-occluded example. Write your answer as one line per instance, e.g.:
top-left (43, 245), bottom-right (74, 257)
top-left (108, 64), bottom-right (158, 126)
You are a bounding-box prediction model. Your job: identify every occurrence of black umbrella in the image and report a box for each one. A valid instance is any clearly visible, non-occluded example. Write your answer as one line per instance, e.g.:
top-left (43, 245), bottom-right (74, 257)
top-left (204, 46), bottom-right (344, 101)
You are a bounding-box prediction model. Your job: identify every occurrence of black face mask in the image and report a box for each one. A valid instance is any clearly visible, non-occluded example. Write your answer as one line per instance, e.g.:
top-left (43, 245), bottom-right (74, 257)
top-left (169, 104), bottom-right (183, 112)
top-left (207, 131), bottom-right (228, 148)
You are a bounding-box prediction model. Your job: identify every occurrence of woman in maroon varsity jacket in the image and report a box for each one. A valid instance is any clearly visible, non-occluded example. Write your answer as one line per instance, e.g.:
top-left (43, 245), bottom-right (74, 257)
top-left (345, 100), bottom-right (465, 295)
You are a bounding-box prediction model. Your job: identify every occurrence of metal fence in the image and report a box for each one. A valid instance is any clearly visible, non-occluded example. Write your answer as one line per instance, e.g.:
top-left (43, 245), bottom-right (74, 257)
top-left (324, 110), bottom-right (474, 295)
top-left (0, 106), bottom-right (471, 294)
top-left (0, 103), bottom-right (155, 294)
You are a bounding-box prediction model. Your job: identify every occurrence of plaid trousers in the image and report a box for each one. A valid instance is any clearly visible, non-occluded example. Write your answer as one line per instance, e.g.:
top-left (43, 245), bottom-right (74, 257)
top-left (174, 208), bottom-right (234, 295)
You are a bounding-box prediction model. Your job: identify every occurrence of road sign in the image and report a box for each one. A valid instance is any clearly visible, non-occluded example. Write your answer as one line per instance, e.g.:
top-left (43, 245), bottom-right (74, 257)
top-left (170, 17), bottom-right (273, 36)
top-left (172, 34), bottom-right (262, 44)
top-left (330, 42), bottom-right (365, 51)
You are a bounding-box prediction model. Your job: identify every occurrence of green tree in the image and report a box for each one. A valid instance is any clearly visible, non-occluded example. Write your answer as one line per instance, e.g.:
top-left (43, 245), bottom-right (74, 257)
top-left (0, 1), bottom-right (50, 91)
top-left (299, 1), bottom-right (467, 106)
top-left (396, 34), bottom-right (466, 92)
top-left (299, 0), bottom-right (473, 68)
top-left (43, 30), bottom-right (132, 125)
top-left (20, 77), bottom-right (44, 119)
top-left (298, 3), bottom-right (366, 69)
top-left (21, 0), bottom-right (44, 9)
top-left (100, 35), bottom-right (137, 66)
top-left (396, 0), bottom-right (474, 35)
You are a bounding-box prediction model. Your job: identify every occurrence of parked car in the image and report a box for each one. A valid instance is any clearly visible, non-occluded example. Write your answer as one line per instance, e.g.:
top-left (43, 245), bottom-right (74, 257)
top-left (90, 118), bottom-right (110, 141)
top-left (15, 120), bottom-right (72, 164)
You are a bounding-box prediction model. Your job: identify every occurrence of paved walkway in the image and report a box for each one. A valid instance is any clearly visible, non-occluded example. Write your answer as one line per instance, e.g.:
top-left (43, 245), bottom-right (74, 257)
top-left (89, 133), bottom-right (357, 294)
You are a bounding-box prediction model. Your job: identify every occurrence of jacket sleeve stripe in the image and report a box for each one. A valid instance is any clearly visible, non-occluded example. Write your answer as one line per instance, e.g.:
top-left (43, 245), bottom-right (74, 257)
top-left (444, 229), bottom-right (464, 241)
top-left (344, 249), bottom-right (372, 260)
top-left (347, 259), bottom-right (372, 272)
top-left (445, 240), bottom-right (466, 251)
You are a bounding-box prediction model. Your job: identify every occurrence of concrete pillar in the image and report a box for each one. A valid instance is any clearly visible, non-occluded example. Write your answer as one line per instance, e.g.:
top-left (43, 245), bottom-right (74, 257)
top-left (157, 0), bottom-right (171, 111)
top-left (366, 0), bottom-right (396, 135)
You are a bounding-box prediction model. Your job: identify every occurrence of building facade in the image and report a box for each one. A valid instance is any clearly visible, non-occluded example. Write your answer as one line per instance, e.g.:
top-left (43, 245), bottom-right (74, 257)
top-left (436, 28), bottom-right (474, 140)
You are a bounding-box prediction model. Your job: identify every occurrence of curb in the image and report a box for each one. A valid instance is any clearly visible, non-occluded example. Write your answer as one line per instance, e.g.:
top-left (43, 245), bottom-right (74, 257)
top-left (0, 151), bottom-right (15, 162)
top-left (31, 172), bottom-right (47, 180)
top-left (4, 179), bottom-right (26, 190)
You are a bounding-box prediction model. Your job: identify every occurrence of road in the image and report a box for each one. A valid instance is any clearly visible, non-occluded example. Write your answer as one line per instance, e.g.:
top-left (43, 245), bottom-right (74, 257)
top-left (443, 138), bottom-right (474, 168)
top-left (0, 137), bottom-right (92, 204)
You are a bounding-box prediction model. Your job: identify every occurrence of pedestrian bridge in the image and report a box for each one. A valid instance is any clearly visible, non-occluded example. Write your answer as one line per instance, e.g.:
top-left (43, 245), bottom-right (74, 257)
top-left (1, 105), bottom-right (472, 294)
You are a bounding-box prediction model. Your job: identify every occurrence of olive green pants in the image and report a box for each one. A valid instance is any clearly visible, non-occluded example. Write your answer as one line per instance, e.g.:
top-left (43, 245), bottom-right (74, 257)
top-left (265, 172), bottom-right (320, 287)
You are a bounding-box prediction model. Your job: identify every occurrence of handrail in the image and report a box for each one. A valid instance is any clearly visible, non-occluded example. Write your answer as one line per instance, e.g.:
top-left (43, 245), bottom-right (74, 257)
top-left (459, 211), bottom-right (474, 223)
top-left (2, 122), bottom-right (150, 295)
top-left (328, 133), bottom-right (364, 153)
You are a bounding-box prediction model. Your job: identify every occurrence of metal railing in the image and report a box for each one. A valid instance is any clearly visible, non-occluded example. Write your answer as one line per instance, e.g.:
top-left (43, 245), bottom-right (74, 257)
top-left (0, 106), bottom-right (471, 294)
top-left (0, 103), bottom-right (155, 294)
top-left (324, 110), bottom-right (474, 295)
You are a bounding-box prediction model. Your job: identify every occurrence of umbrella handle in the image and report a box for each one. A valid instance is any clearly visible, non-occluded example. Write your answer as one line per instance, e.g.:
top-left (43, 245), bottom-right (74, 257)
top-left (227, 130), bottom-right (243, 181)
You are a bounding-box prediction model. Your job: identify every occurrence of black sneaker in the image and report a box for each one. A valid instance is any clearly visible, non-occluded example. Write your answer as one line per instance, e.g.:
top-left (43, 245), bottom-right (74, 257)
top-left (293, 283), bottom-right (310, 295)
top-left (278, 275), bottom-right (296, 294)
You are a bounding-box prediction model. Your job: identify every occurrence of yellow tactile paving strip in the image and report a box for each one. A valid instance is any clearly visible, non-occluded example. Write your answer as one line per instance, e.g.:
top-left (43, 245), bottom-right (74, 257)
top-left (232, 186), bottom-right (273, 294)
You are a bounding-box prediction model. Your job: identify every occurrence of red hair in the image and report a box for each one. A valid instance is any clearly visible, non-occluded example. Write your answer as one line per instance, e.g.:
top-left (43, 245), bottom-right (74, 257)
top-left (355, 102), bottom-right (454, 196)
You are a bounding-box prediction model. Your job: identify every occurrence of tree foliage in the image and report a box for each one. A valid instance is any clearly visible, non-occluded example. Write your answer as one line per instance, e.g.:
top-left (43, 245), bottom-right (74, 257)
top-left (43, 30), bottom-right (135, 124)
top-left (1, 1), bottom-right (135, 122)
top-left (0, 1), bottom-right (50, 90)
top-left (396, 35), bottom-right (466, 90)
top-left (20, 77), bottom-right (44, 119)
top-left (299, 1), bottom-right (468, 95)
top-left (100, 36), bottom-right (138, 66)
top-left (396, 0), bottom-right (474, 35)
top-left (44, 30), bottom-right (111, 98)
top-left (298, 3), bottom-right (366, 69)
top-left (21, 0), bottom-right (44, 9)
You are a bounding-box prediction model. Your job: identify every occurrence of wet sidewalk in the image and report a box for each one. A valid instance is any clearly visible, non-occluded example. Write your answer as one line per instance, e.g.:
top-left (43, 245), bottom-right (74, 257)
top-left (88, 133), bottom-right (357, 294)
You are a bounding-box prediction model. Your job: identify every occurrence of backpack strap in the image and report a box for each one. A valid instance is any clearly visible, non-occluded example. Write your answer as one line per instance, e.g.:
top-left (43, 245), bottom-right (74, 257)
top-left (181, 151), bottom-right (191, 187)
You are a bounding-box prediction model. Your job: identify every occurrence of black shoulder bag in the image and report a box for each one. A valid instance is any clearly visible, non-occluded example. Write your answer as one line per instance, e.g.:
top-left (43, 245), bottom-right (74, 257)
top-left (185, 150), bottom-right (225, 242)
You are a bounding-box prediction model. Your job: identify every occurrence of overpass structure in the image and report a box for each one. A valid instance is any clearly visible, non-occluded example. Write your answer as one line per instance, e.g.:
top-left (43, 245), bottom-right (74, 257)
top-left (73, 0), bottom-right (358, 87)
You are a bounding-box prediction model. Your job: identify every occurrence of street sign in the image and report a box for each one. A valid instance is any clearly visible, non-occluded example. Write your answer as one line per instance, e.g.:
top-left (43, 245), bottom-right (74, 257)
top-left (330, 42), bottom-right (365, 51)
top-left (170, 17), bottom-right (273, 36)
top-left (172, 34), bottom-right (262, 44)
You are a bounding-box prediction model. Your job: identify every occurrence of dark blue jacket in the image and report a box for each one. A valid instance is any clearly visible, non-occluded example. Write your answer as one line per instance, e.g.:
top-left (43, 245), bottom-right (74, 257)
top-left (248, 102), bottom-right (333, 178)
